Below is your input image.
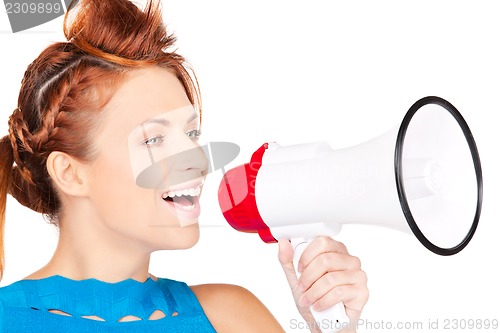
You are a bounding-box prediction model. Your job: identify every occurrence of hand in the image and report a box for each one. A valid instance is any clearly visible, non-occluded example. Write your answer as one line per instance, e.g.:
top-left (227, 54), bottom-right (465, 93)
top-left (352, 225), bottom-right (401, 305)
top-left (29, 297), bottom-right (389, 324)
top-left (278, 237), bottom-right (368, 333)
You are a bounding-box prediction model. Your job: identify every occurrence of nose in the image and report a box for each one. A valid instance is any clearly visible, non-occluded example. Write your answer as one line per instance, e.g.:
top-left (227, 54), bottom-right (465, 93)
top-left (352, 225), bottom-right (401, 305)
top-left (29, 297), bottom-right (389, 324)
top-left (170, 139), bottom-right (209, 174)
top-left (135, 134), bottom-right (208, 189)
top-left (161, 134), bottom-right (209, 187)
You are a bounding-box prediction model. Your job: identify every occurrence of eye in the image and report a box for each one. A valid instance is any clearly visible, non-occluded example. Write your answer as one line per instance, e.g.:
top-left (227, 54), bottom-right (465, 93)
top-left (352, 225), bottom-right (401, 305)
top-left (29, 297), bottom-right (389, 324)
top-left (186, 129), bottom-right (202, 141)
top-left (141, 135), bottom-right (165, 147)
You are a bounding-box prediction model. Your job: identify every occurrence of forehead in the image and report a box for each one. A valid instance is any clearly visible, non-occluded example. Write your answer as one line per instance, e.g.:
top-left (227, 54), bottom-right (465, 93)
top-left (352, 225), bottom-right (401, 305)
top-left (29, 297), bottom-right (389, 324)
top-left (129, 105), bottom-right (199, 139)
top-left (101, 67), bottom-right (193, 131)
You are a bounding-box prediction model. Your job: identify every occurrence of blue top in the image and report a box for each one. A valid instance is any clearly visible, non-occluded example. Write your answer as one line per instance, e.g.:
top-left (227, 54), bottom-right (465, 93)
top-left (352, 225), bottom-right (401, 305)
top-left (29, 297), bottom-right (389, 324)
top-left (0, 275), bottom-right (216, 332)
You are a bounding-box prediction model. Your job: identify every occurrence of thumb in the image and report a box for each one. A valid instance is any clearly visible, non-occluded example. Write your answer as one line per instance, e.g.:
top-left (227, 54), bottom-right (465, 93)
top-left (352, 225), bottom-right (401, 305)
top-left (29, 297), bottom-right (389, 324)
top-left (278, 238), bottom-right (294, 266)
top-left (277, 239), bottom-right (317, 327)
top-left (277, 239), bottom-right (297, 288)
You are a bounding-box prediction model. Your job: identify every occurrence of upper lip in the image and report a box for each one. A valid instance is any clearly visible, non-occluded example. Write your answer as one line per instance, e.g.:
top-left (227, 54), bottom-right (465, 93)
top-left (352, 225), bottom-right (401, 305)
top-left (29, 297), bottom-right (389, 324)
top-left (161, 178), bottom-right (204, 194)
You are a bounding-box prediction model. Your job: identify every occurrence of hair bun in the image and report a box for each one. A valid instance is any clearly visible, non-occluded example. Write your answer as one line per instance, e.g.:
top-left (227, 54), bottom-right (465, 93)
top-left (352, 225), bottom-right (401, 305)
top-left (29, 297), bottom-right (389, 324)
top-left (64, 0), bottom-right (176, 66)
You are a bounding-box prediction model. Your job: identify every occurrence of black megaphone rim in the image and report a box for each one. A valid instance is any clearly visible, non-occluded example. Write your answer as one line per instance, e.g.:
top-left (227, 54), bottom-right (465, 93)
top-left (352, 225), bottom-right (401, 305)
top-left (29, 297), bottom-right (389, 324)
top-left (394, 96), bottom-right (483, 256)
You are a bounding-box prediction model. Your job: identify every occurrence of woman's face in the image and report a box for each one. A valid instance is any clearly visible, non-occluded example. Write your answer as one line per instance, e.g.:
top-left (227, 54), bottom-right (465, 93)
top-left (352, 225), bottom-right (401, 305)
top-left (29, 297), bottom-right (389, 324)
top-left (84, 67), bottom-right (207, 251)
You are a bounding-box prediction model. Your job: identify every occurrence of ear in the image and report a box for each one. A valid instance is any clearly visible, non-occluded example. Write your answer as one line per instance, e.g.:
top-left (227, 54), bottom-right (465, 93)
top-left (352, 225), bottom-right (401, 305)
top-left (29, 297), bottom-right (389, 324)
top-left (46, 151), bottom-right (90, 197)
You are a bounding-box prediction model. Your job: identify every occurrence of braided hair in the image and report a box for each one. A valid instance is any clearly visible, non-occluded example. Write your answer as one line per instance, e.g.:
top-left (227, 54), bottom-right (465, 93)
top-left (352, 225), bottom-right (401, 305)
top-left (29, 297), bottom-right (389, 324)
top-left (0, 0), bottom-right (201, 278)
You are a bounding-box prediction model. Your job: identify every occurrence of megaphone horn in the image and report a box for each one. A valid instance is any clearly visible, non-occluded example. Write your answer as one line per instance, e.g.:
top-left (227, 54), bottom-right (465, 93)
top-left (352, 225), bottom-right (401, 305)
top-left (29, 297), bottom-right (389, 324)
top-left (219, 96), bottom-right (482, 256)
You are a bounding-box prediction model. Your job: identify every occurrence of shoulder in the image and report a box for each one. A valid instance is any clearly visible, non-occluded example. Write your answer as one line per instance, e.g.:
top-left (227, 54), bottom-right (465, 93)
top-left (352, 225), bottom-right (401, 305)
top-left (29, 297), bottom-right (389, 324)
top-left (0, 281), bottom-right (24, 305)
top-left (190, 284), bottom-right (284, 333)
top-left (0, 281), bottom-right (25, 326)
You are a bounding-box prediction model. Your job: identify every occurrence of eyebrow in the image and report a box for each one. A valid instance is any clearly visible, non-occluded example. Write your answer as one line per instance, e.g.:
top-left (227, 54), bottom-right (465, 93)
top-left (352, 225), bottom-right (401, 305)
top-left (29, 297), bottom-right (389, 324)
top-left (142, 118), bottom-right (169, 126)
top-left (141, 112), bottom-right (199, 126)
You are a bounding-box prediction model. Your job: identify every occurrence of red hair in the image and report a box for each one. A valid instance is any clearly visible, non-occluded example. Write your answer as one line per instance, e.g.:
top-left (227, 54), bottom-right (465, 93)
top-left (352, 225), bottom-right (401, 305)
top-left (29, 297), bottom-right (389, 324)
top-left (0, 0), bottom-right (201, 279)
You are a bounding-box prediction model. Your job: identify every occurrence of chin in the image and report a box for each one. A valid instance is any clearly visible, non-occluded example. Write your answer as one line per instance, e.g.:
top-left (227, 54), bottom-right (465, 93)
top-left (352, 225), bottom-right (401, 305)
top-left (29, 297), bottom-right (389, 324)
top-left (176, 224), bottom-right (200, 249)
top-left (154, 222), bottom-right (201, 250)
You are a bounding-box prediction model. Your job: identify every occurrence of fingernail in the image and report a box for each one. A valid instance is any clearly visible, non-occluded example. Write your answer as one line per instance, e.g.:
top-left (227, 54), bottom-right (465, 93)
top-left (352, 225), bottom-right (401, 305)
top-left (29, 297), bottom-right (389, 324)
top-left (299, 295), bottom-right (310, 307)
top-left (296, 282), bottom-right (305, 293)
top-left (313, 301), bottom-right (322, 311)
top-left (297, 263), bottom-right (304, 273)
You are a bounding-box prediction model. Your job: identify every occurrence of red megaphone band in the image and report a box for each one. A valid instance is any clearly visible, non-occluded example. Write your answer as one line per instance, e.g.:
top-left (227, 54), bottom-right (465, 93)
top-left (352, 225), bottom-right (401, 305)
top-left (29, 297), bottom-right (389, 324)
top-left (218, 143), bottom-right (276, 243)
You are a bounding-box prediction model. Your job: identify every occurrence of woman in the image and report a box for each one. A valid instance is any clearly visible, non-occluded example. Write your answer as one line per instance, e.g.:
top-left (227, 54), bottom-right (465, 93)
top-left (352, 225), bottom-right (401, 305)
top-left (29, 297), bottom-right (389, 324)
top-left (0, 0), bottom-right (368, 331)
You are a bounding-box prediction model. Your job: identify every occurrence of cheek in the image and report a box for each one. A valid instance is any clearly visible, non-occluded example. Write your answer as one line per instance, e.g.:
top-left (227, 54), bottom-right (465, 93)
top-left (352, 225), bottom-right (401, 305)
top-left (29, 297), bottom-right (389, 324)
top-left (89, 153), bottom-right (150, 218)
top-left (99, 184), bottom-right (180, 231)
top-left (88, 150), bottom-right (200, 247)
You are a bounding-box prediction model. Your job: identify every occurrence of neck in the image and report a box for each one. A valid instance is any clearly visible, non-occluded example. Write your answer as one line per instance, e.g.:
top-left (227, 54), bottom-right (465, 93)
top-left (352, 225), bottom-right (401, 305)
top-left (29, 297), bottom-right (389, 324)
top-left (30, 207), bottom-right (153, 283)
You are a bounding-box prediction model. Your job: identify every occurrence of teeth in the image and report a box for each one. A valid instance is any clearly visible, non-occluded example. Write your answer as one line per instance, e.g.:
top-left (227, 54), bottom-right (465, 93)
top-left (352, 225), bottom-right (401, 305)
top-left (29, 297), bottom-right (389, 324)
top-left (182, 204), bottom-right (195, 211)
top-left (162, 186), bottom-right (201, 199)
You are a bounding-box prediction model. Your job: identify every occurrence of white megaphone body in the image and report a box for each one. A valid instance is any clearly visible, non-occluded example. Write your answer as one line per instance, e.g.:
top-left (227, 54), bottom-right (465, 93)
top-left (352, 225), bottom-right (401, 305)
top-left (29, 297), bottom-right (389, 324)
top-left (218, 96), bottom-right (482, 332)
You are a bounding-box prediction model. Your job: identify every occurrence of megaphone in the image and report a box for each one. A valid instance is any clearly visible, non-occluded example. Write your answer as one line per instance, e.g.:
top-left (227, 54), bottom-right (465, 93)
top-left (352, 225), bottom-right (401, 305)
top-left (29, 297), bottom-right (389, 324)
top-left (217, 96), bottom-right (482, 332)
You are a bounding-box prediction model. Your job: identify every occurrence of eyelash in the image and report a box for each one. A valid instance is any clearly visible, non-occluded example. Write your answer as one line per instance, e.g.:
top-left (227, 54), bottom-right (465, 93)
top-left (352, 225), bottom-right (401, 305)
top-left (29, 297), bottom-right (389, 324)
top-left (141, 135), bottom-right (165, 147)
top-left (141, 130), bottom-right (201, 147)
top-left (187, 129), bottom-right (202, 140)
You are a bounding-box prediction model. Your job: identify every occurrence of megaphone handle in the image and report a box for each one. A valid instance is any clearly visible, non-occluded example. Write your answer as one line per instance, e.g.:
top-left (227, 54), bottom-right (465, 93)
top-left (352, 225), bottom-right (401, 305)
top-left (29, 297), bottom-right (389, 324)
top-left (291, 238), bottom-right (350, 333)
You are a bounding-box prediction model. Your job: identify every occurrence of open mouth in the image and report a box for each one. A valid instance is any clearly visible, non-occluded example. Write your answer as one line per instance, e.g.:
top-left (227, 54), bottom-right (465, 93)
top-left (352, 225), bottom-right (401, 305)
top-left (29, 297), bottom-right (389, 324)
top-left (161, 186), bottom-right (201, 211)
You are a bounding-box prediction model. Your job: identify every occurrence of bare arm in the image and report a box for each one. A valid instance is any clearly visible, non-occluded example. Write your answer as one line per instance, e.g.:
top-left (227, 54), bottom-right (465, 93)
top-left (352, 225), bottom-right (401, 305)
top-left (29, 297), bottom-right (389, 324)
top-left (191, 284), bottom-right (285, 333)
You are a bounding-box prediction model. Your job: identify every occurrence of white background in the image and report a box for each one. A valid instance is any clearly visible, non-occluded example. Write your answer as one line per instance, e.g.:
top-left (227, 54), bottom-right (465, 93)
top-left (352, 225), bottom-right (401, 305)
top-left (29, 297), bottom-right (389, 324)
top-left (1, 1), bottom-right (499, 332)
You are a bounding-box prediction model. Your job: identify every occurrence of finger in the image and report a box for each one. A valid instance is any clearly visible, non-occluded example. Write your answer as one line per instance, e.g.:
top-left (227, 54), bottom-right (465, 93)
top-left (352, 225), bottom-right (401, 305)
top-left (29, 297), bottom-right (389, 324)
top-left (297, 236), bottom-right (348, 273)
top-left (314, 283), bottom-right (369, 323)
top-left (298, 269), bottom-right (367, 309)
top-left (298, 252), bottom-right (362, 293)
top-left (343, 283), bottom-right (370, 322)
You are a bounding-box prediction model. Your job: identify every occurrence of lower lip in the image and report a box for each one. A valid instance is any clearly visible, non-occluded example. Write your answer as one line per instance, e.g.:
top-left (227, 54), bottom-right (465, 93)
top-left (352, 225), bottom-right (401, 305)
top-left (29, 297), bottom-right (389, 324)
top-left (162, 196), bottom-right (201, 223)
